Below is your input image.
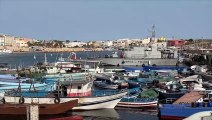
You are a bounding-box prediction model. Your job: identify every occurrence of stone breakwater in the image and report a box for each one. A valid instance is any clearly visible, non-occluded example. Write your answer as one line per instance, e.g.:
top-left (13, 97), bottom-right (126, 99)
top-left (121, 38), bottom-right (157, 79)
top-left (0, 46), bottom-right (104, 52)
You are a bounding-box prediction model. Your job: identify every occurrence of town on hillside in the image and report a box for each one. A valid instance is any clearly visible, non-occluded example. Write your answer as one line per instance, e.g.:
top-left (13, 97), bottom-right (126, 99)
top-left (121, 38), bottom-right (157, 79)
top-left (0, 34), bottom-right (211, 53)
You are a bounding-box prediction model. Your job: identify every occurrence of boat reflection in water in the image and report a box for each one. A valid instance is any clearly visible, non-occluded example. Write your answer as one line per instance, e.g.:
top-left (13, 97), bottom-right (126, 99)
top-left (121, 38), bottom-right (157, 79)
top-left (72, 108), bottom-right (120, 120)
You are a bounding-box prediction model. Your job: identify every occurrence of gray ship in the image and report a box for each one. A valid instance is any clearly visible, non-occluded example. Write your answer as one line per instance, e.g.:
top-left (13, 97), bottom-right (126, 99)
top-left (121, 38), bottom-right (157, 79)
top-left (96, 45), bottom-right (179, 66)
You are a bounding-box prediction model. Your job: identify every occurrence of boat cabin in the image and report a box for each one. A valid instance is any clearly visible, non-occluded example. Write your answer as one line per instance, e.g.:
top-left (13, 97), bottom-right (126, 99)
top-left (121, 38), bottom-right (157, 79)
top-left (57, 78), bottom-right (94, 97)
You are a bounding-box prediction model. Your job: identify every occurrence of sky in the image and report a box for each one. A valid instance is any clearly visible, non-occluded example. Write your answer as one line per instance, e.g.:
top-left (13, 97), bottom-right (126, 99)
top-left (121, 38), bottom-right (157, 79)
top-left (0, 0), bottom-right (211, 41)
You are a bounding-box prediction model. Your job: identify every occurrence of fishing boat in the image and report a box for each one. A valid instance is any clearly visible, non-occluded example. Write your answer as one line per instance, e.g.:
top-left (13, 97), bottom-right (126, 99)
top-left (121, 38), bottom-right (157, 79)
top-left (158, 103), bottom-right (212, 120)
top-left (3, 76), bottom-right (127, 110)
top-left (0, 99), bottom-right (78, 115)
top-left (117, 88), bottom-right (158, 108)
top-left (117, 98), bottom-right (158, 108)
top-left (158, 91), bottom-right (212, 120)
top-left (3, 90), bottom-right (127, 110)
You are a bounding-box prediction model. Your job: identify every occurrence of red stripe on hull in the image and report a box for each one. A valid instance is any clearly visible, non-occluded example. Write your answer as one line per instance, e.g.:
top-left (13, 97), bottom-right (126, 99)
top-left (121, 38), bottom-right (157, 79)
top-left (160, 116), bottom-right (185, 120)
top-left (117, 102), bottom-right (157, 108)
top-left (67, 91), bottom-right (92, 97)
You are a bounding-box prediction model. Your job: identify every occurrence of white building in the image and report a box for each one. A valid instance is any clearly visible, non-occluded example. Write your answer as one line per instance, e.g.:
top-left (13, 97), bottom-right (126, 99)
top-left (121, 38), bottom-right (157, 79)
top-left (64, 41), bottom-right (87, 48)
top-left (102, 40), bottom-right (113, 47)
top-left (0, 35), bottom-right (5, 46)
top-left (142, 38), bottom-right (151, 45)
top-left (113, 38), bottom-right (134, 48)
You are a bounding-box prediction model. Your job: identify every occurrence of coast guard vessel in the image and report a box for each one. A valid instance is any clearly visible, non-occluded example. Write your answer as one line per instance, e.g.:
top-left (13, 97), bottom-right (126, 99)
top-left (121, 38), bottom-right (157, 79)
top-left (97, 45), bottom-right (179, 66)
top-left (95, 25), bottom-right (179, 66)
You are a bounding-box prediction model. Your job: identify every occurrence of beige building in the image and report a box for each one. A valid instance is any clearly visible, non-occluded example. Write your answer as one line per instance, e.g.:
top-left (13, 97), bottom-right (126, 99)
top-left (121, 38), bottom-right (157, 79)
top-left (88, 41), bottom-right (102, 48)
top-left (92, 41), bottom-right (102, 48)
top-left (15, 37), bottom-right (32, 47)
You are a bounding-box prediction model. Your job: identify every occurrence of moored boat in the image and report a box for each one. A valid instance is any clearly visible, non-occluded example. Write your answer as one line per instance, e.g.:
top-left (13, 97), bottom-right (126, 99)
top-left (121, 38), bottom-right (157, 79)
top-left (3, 90), bottom-right (127, 110)
top-left (3, 75), bottom-right (127, 110)
top-left (158, 91), bottom-right (212, 120)
top-left (0, 99), bottom-right (78, 115)
top-left (117, 98), bottom-right (158, 108)
top-left (117, 88), bottom-right (158, 109)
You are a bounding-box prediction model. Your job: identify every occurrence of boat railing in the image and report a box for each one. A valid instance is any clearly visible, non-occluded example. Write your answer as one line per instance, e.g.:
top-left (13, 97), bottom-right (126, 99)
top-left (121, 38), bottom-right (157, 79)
top-left (5, 89), bottom-right (126, 98)
top-left (5, 89), bottom-right (54, 98)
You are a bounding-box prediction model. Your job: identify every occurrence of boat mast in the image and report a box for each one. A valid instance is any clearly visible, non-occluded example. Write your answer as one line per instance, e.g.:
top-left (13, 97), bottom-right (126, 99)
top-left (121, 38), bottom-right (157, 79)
top-left (152, 24), bottom-right (156, 40)
top-left (44, 53), bottom-right (48, 65)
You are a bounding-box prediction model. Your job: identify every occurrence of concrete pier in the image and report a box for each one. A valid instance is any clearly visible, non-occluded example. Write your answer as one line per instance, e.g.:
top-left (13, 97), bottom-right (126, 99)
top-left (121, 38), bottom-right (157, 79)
top-left (27, 105), bottom-right (39, 120)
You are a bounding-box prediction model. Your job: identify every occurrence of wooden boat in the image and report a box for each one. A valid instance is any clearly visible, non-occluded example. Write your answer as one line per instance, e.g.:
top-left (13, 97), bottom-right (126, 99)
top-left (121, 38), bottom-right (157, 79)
top-left (117, 88), bottom-right (158, 108)
top-left (3, 75), bottom-right (127, 110)
top-left (4, 90), bottom-right (127, 110)
top-left (117, 98), bottom-right (158, 108)
top-left (0, 99), bottom-right (78, 115)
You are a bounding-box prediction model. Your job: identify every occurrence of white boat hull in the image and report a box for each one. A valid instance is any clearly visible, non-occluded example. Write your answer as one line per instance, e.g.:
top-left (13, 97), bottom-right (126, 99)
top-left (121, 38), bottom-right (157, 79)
top-left (3, 91), bottom-right (127, 110)
top-left (117, 100), bottom-right (158, 108)
top-left (73, 97), bottom-right (122, 110)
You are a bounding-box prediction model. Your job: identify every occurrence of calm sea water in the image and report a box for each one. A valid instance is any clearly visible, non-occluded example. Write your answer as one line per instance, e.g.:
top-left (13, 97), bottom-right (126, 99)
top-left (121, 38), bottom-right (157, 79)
top-left (0, 51), bottom-right (158, 120)
top-left (0, 51), bottom-right (112, 68)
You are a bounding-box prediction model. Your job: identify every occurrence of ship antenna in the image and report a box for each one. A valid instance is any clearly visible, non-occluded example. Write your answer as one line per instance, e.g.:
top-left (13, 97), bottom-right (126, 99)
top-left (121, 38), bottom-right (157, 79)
top-left (151, 24), bottom-right (156, 42)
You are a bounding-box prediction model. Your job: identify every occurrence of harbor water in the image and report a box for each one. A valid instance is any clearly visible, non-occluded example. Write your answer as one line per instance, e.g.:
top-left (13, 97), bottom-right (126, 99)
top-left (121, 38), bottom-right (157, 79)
top-left (0, 51), bottom-right (113, 68)
top-left (0, 51), bottom-right (158, 120)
